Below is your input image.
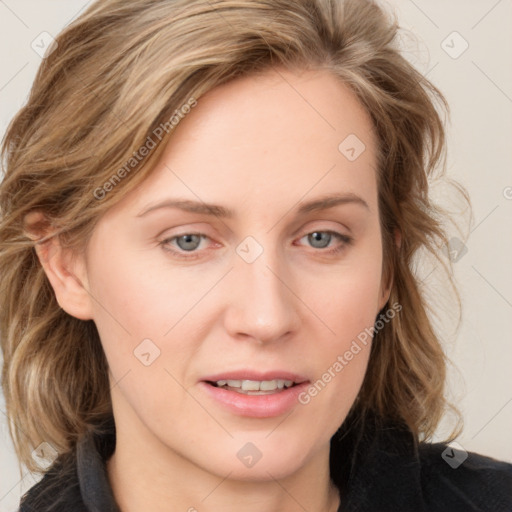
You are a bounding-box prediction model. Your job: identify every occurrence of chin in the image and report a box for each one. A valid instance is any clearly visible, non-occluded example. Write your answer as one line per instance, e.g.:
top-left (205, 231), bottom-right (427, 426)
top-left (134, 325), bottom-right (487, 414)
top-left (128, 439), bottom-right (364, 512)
top-left (195, 435), bottom-right (315, 481)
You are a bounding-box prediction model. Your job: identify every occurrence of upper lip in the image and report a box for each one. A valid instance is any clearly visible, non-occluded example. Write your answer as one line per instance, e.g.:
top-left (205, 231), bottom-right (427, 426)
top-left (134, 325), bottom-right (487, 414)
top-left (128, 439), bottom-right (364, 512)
top-left (202, 370), bottom-right (309, 384)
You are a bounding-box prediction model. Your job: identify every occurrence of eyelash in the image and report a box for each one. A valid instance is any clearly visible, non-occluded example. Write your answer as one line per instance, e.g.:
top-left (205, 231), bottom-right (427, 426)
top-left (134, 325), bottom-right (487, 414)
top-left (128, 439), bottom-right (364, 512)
top-left (159, 230), bottom-right (353, 260)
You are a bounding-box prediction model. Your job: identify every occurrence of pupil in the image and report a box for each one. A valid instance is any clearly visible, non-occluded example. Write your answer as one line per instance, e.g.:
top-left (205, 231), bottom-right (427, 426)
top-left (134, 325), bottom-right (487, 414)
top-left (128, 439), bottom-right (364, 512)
top-left (309, 232), bottom-right (330, 249)
top-left (177, 234), bottom-right (201, 251)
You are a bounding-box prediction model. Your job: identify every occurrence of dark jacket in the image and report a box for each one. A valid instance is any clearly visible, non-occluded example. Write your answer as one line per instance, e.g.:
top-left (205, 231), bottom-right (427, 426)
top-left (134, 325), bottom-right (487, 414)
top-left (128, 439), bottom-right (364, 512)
top-left (18, 415), bottom-right (512, 512)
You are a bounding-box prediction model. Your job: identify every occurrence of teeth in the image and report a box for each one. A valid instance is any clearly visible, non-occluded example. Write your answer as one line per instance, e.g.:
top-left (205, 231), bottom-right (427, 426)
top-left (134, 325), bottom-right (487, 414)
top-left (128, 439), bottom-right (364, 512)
top-left (214, 379), bottom-right (296, 391)
top-left (242, 380), bottom-right (261, 391)
top-left (259, 380), bottom-right (278, 391)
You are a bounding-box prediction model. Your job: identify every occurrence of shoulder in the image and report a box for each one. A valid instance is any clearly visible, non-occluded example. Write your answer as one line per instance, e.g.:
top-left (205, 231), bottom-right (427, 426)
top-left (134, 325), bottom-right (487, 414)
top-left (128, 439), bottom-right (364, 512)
top-left (18, 457), bottom-right (84, 512)
top-left (417, 441), bottom-right (512, 511)
top-left (19, 421), bottom-right (118, 512)
top-left (331, 417), bottom-right (512, 512)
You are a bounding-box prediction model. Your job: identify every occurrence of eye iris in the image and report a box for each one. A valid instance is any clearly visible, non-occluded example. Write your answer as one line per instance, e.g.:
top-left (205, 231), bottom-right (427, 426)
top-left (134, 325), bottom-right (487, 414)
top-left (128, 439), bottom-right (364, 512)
top-left (308, 231), bottom-right (331, 249)
top-left (172, 232), bottom-right (337, 253)
top-left (176, 234), bottom-right (201, 251)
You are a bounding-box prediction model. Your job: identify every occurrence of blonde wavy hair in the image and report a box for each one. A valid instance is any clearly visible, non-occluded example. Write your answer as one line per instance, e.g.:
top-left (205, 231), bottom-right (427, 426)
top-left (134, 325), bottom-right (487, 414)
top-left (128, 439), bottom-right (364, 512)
top-left (1, 0), bottom-right (470, 474)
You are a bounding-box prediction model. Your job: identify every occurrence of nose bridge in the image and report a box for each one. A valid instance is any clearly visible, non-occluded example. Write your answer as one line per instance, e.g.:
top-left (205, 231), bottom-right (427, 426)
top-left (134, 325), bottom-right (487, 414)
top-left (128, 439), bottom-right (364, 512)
top-left (225, 235), bottom-right (299, 343)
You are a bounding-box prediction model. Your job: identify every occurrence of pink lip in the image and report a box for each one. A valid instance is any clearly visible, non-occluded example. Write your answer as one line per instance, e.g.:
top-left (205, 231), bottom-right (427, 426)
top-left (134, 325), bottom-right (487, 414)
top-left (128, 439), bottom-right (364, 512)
top-left (201, 370), bottom-right (308, 383)
top-left (199, 370), bottom-right (310, 418)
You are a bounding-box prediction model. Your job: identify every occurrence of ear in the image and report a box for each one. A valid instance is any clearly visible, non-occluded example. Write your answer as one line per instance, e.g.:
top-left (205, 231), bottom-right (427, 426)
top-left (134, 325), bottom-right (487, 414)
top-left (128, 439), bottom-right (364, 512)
top-left (378, 227), bottom-right (401, 311)
top-left (24, 211), bottom-right (94, 320)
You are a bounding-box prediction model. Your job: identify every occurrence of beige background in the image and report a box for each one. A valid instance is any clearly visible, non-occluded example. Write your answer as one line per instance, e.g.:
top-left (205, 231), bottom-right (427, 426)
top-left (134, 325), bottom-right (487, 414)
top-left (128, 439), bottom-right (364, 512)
top-left (1, 0), bottom-right (511, 510)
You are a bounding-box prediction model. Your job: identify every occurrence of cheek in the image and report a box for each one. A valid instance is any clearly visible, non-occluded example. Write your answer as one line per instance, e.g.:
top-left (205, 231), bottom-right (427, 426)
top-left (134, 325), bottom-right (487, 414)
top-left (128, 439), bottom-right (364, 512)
top-left (311, 269), bottom-right (378, 380)
top-left (86, 251), bottom-right (199, 424)
top-left (85, 244), bottom-right (222, 407)
top-left (297, 273), bottom-right (379, 436)
top-left (298, 242), bottom-right (383, 409)
top-left (86, 244), bottom-right (194, 340)
top-left (306, 250), bottom-right (384, 344)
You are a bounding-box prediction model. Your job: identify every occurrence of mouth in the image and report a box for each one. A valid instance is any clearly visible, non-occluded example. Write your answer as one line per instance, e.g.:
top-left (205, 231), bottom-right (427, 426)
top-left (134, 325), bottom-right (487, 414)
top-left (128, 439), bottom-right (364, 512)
top-left (205, 379), bottom-right (301, 395)
top-left (199, 370), bottom-right (310, 417)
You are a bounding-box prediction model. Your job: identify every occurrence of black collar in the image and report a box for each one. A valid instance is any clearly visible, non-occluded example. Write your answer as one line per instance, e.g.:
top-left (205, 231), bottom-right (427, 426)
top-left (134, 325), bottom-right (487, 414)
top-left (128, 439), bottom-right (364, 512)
top-left (76, 416), bottom-right (120, 512)
top-left (330, 415), bottom-right (426, 511)
top-left (22, 414), bottom-right (427, 511)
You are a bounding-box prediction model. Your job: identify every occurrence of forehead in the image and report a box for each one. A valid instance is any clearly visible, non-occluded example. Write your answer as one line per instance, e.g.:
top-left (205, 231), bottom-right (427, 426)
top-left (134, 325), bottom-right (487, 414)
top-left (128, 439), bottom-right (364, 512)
top-left (111, 66), bottom-right (379, 219)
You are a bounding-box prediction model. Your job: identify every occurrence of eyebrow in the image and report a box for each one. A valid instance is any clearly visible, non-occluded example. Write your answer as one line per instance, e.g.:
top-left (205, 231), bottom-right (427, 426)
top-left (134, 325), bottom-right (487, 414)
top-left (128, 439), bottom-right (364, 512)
top-left (136, 192), bottom-right (370, 218)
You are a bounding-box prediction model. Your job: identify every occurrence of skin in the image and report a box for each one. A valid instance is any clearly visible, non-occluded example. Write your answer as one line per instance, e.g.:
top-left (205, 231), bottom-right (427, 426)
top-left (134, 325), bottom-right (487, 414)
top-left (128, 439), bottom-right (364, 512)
top-left (31, 66), bottom-right (394, 512)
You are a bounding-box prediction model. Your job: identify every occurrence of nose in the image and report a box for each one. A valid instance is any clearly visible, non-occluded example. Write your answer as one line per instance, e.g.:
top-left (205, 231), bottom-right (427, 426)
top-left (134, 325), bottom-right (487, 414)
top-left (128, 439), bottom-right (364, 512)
top-left (223, 245), bottom-right (301, 345)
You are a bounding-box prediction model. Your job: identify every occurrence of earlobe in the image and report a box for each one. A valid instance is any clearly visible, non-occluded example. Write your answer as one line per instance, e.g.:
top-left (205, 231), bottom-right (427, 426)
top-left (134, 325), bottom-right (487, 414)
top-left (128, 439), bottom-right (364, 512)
top-left (25, 212), bottom-right (94, 321)
top-left (377, 260), bottom-right (393, 312)
top-left (395, 228), bottom-right (402, 250)
top-left (378, 227), bottom-right (401, 311)
top-left (378, 277), bottom-right (393, 312)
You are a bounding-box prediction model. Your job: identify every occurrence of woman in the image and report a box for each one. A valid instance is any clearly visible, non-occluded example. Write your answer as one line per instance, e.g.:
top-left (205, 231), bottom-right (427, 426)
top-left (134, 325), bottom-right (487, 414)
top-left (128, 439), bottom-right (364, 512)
top-left (1, 0), bottom-right (511, 511)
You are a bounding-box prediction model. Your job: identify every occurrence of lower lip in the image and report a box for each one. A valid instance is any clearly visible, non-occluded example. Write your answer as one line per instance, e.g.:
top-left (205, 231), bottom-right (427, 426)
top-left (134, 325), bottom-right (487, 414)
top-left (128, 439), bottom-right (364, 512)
top-left (199, 381), bottom-right (310, 418)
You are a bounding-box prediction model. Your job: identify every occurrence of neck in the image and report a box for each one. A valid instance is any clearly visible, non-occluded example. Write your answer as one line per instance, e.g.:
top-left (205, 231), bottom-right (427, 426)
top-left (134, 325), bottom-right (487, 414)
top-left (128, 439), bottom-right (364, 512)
top-left (106, 420), bottom-right (340, 512)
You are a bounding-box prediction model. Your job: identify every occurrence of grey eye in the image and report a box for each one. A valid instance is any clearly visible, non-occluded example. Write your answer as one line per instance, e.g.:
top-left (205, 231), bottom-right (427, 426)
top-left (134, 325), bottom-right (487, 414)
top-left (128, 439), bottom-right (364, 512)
top-left (175, 234), bottom-right (203, 251)
top-left (307, 232), bottom-right (332, 249)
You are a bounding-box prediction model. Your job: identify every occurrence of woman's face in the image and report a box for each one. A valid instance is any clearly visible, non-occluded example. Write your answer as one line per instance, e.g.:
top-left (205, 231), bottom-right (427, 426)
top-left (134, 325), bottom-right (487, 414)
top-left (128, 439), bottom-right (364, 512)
top-left (69, 67), bottom-right (391, 480)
